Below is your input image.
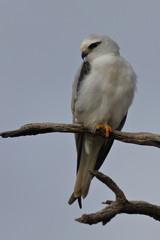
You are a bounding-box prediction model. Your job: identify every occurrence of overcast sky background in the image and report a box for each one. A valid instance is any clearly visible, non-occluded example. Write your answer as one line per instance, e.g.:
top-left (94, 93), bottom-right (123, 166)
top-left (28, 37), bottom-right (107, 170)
top-left (0, 0), bottom-right (160, 239)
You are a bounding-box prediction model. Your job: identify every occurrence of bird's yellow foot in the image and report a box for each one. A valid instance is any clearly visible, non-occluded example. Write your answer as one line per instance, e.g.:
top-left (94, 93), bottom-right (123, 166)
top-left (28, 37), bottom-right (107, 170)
top-left (104, 125), bottom-right (113, 137)
top-left (96, 124), bottom-right (112, 137)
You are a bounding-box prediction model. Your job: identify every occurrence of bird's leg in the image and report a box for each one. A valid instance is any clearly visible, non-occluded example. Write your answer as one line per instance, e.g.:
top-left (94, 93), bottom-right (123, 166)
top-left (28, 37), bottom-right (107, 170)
top-left (96, 123), bottom-right (112, 137)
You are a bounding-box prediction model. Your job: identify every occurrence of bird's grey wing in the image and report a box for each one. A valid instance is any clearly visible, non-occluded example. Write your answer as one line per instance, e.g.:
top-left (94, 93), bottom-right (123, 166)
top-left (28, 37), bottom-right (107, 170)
top-left (71, 64), bottom-right (84, 175)
top-left (69, 62), bottom-right (91, 208)
top-left (71, 61), bottom-right (91, 117)
top-left (71, 61), bottom-right (91, 171)
top-left (95, 114), bottom-right (127, 171)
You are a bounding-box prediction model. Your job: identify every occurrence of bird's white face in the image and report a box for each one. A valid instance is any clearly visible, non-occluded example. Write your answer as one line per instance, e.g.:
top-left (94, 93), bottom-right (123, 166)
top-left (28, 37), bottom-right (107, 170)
top-left (80, 34), bottom-right (120, 62)
top-left (80, 39), bottom-right (102, 62)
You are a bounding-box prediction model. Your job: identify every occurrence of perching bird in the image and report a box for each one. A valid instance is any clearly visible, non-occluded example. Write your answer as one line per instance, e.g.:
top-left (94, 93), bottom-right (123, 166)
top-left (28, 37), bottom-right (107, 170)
top-left (68, 34), bottom-right (137, 208)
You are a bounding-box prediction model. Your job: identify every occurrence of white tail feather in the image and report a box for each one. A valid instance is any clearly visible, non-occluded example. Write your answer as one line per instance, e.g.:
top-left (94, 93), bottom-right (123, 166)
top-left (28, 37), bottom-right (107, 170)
top-left (74, 135), bottom-right (105, 198)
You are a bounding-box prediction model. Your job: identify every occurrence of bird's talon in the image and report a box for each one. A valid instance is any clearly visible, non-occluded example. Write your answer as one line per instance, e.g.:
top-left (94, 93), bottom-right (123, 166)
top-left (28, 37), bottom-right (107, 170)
top-left (105, 125), bottom-right (113, 137)
top-left (96, 124), bottom-right (112, 137)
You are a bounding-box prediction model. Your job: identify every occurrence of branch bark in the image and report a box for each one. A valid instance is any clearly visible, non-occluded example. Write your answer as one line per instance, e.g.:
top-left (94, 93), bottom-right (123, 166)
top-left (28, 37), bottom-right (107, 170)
top-left (0, 122), bottom-right (160, 148)
top-left (76, 171), bottom-right (160, 225)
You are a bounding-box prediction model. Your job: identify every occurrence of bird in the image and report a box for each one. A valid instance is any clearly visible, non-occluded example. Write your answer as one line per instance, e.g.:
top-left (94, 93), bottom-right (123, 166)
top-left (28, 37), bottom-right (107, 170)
top-left (68, 34), bottom-right (137, 208)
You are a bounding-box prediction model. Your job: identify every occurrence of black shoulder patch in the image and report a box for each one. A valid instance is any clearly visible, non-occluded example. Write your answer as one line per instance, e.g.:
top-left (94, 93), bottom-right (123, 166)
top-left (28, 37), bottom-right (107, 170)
top-left (77, 61), bottom-right (91, 92)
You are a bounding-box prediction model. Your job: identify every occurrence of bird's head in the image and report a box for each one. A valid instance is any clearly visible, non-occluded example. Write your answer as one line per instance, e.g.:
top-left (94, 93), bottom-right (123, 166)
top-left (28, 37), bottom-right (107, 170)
top-left (80, 34), bottom-right (120, 62)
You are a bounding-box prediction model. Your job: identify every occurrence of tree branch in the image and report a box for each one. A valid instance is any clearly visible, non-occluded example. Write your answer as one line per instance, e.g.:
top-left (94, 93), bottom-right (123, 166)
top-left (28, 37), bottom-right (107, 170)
top-left (0, 123), bottom-right (160, 148)
top-left (1, 124), bottom-right (160, 224)
top-left (76, 171), bottom-right (160, 225)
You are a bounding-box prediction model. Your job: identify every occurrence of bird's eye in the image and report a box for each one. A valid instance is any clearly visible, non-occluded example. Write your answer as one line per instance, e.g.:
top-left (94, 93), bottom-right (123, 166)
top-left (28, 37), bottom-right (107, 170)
top-left (88, 41), bottom-right (101, 50)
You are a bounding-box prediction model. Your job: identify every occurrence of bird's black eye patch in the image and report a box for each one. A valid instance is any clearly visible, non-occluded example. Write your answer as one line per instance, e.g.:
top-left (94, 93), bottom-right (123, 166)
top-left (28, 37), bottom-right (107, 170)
top-left (88, 41), bottom-right (102, 50)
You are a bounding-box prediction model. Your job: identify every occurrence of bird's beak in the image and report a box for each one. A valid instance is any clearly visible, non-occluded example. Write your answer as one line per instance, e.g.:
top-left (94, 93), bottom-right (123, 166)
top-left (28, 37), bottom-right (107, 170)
top-left (81, 51), bottom-right (88, 60)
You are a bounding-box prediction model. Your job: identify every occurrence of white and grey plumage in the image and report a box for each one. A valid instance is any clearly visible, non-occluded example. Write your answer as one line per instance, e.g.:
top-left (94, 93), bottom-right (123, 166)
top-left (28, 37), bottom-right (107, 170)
top-left (68, 34), bottom-right (137, 208)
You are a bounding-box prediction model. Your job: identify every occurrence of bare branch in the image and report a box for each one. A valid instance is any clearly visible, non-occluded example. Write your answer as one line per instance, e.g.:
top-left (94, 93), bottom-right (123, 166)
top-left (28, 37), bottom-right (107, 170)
top-left (0, 123), bottom-right (160, 148)
top-left (76, 171), bottom-right (160, 225)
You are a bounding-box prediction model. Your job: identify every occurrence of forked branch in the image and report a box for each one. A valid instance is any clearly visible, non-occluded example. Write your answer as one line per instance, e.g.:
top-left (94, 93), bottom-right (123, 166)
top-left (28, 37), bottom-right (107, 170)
top-left (76, 171), bottom-right (160, 225)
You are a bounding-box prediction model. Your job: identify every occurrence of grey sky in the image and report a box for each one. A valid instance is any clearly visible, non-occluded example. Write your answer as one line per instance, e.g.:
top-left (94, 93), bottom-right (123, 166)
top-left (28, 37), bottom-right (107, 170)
top-left (0, 0), bottom-right (160, 239)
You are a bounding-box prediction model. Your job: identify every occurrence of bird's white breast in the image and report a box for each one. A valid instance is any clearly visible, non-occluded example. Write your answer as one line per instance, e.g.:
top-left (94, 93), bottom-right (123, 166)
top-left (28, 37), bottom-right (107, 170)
top-left (75, 54), bottom-right (136, 130)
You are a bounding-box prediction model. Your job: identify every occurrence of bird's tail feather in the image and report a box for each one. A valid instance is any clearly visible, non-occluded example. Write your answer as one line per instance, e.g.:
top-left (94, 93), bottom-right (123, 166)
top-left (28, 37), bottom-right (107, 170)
top-left (68, 193), bottom-right (82, 208)
top-left (69, 135), bottom-right (105, 207)
top-left (81, 153), bottom-right (97, 198)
